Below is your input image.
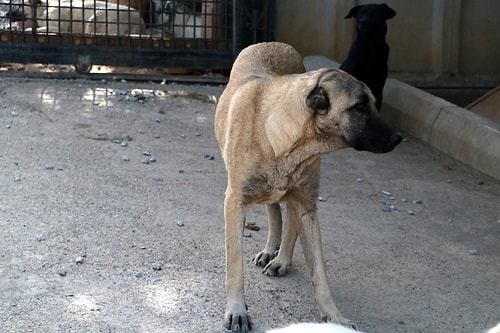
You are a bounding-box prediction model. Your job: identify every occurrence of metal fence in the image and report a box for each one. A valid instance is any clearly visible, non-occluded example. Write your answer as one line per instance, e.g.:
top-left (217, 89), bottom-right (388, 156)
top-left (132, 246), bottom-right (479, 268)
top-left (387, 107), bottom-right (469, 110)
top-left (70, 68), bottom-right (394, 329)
top-left (0, 0), bottom-right (274, 74)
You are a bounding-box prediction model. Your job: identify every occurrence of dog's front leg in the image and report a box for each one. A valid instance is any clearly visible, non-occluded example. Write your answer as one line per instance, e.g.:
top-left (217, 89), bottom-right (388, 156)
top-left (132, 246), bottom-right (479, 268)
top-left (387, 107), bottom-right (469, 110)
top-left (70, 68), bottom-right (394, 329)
top-left (296, 204), bottom-right (355, 329)
top-left (224, 192), bottom-right (252, 332)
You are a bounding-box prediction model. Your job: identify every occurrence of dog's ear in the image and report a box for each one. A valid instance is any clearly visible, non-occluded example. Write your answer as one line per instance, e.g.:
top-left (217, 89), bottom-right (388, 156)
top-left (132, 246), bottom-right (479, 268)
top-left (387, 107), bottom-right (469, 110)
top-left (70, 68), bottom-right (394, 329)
top-left (382, 4), bottom-right (396, 19)
top-left (306, 86), bottom-right (330, 115)
top-left (344, 5), bottom-right (361, 19)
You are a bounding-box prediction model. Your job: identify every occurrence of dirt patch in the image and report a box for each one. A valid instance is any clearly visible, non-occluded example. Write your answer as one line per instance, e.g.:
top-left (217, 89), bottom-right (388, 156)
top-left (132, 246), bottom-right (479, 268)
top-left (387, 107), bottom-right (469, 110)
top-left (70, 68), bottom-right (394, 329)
top-left (0, 77), bottom-right (498, 333)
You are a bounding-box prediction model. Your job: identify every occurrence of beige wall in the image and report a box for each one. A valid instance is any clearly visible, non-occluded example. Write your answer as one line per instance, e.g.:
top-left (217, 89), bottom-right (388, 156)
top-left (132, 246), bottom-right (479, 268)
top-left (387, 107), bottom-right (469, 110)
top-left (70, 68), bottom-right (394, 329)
top-left (275, 0), bottom-right (500, 85)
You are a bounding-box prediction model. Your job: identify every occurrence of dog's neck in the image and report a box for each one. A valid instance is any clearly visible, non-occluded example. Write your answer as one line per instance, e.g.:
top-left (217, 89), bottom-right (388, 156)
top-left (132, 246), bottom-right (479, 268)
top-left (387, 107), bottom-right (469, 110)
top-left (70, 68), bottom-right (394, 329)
top-left (356, 30), bottom-right (387, 44)
top-left (277, 137), bottom-right (346, 177)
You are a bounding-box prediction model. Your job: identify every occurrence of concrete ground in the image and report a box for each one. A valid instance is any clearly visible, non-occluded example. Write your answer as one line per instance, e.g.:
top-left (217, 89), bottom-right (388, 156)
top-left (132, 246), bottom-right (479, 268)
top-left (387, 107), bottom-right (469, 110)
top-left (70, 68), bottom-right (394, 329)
top-left (0, 77), bottom-right (498, 333)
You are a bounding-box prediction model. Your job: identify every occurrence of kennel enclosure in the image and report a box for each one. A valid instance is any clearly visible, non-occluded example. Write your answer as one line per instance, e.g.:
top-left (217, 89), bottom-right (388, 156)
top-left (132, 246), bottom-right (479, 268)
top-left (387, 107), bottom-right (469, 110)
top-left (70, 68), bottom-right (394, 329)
top-left (0, 0), bottom-right (275, 74)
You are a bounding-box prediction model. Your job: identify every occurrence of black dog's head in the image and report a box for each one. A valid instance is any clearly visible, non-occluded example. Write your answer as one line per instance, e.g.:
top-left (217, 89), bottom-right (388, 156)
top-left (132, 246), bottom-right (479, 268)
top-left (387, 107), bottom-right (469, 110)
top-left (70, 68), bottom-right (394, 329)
top-left (345, 3), bottom-right (396, 36)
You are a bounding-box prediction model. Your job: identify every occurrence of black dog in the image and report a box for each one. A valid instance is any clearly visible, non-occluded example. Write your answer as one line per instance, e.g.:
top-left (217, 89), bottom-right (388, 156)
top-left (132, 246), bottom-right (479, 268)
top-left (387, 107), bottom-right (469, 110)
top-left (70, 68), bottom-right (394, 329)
top-left (340, 3), bottom-right (396, 111)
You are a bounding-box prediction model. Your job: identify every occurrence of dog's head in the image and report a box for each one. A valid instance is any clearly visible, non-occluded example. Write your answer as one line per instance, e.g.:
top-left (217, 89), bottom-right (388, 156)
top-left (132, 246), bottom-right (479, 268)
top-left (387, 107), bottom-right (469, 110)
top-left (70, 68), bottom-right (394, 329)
top-left (305, 68), bottom-right (401, 154)
top-left (7, 0), bottom-right (43, 22)
top-left (345, 3), bottom-right (396, 36)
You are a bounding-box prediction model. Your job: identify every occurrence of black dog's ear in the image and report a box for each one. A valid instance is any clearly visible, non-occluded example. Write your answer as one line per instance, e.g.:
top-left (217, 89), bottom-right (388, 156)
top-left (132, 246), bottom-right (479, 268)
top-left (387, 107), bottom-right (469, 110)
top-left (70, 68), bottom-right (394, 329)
top-left (382, 4), bottom-right (396, 19)
top-left (306, 86), bottom-right (330, 115)
top-left (344, 5), bottom-right (361, 19)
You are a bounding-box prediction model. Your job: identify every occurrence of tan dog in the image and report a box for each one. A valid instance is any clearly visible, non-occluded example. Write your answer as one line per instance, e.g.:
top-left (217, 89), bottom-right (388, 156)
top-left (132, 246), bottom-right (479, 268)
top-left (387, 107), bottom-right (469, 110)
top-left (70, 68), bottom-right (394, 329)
top-left (8, 0), bottom-right (144, 35)
top-left (215, 42), bottom-right (402, 332)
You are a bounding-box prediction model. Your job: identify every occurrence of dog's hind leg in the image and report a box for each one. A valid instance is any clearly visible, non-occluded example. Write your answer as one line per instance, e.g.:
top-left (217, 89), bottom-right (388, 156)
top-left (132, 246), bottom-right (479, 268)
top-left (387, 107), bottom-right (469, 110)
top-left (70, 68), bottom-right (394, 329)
top-left (262, 201), bottom-right (298, 276)
top-left (253, 203), bottom-right (283, 267)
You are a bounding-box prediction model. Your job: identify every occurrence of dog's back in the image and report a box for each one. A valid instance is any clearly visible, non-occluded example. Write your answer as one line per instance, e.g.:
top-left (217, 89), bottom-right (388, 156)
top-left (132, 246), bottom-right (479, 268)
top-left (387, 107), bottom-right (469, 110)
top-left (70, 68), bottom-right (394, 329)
top-left (215, 42), bottom-right (305, 149)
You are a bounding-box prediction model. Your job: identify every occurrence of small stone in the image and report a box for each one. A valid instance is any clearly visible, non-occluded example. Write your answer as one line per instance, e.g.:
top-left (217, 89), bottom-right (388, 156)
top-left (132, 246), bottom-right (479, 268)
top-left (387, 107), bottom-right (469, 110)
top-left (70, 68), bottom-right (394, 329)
top-left (75, 256), bottom-right (84, 264)
top-left (14, 176), bottom-right (21, 182)
top-left (243, 231), bottom-right (252, 238)
top-left (469, 249), bottom-right (478, 255)
top-left (180, 133), bottom-right (186, 139)
top-left (80, 249), bottom-right (87, 257)
top-left (36, 234), bottom-right (45, 241)
top-left (45, 164), bottom-right (54, 170)
top-left (381, 191), bottom-right (392, 196)
top-left (412, 200), bottom-right (423, 205)
top-left (245, 223), bottom-right (260, 231)
top-left (120, 141), bottom-right (128, 147)
top-left (401, 198), bottom-right (407, 203)
top-left (356, 178), bottom-right (363, 183)
top-left (149, 157), bottom-right (156, 163)
top-left (176, 220), bottom-right (184, 227)
top-left (58, 271), bottom-right (67, 277)
top-left (141, 159), bottom-right (150, 164)
top-left (135, 271), bottom-right (143, 278)
top-left (382, 203), bottom-right (392, 212)
top-left (11, 111), bottom-right (19, 116)
top-left (447, 179), bottom-right (452, 184)
top-left (6, 124), bottom-right (11, 129)
top-left (154, 134), bottom-right (161, 139)
top-left (318, 196), bottom-right (327, 202)
top-left (407, 210), bottom-right (416, 216)
top-left (143, 151), bottom-right (151, 156)
top-left (155, 118), bottom-right (160, 123)
top-left (152, 263), bottom-right (162, 271)
top-left (122, 155), bottom-right (130, 161)
top-left (112, 139), bottom-right (121, 144)
top-left (205, 154), bottom-right (214, 160)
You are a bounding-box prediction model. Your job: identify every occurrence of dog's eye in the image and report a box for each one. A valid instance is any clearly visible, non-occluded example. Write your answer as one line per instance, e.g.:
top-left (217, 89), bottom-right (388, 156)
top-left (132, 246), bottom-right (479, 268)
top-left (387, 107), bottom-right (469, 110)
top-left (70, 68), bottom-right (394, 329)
top-left (351, 102), bottom-right (367, 113)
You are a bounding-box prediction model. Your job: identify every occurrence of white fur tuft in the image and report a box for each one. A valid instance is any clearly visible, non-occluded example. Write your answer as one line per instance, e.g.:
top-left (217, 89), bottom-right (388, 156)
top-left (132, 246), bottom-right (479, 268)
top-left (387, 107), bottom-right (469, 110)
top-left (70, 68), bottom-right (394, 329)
top-left (266, 322), bottom-right (363, 333)
top-left (487, 323), bottom-right (500, 333)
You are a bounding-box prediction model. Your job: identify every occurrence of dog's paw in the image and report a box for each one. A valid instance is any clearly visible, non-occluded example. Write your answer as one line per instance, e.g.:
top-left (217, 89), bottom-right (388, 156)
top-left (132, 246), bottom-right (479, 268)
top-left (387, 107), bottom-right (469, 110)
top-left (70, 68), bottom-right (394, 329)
top-left (253, 250), bottom-right (278, 267)
top-left (263, 259), bottom-right (292, 276)
top-left (225, 312), bottom-right (252, 332)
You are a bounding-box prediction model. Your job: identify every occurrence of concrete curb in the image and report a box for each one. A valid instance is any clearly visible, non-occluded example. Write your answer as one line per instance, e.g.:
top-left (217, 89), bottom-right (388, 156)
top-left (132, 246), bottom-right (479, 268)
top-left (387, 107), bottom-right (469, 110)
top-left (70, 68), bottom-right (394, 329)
top-left (304, 56), bottom-right (500, 180)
